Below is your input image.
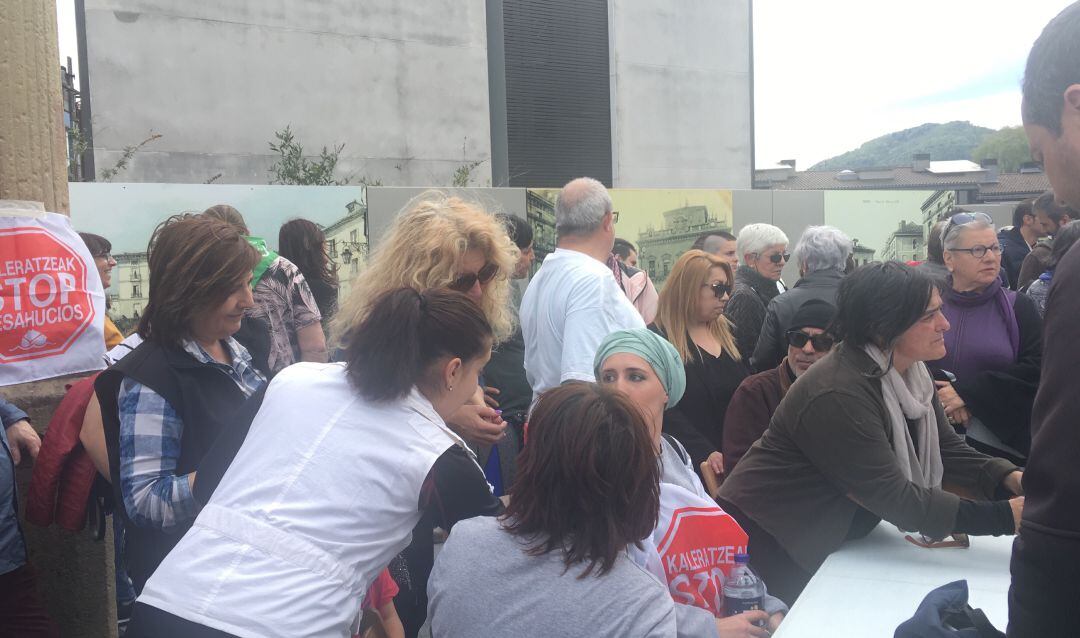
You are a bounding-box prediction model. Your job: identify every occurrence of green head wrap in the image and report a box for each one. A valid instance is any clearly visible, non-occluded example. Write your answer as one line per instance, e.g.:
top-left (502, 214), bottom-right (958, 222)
top-left (593, 328), bottom-right (686, 408)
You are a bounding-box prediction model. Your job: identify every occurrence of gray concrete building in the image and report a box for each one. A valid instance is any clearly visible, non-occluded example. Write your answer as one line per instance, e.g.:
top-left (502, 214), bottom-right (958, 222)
top-left (78, 0), bottom-right (753, 188)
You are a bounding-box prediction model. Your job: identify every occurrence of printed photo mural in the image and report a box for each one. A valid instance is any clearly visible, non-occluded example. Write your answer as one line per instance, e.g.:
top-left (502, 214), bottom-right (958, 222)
top-left (822, 190), bottom-right (937, 266)
top-left (527, 189), bottom-right (734, 287)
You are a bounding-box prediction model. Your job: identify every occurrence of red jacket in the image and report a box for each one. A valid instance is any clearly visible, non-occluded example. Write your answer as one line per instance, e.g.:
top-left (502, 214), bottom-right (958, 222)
top-left (25, 374), bottom-right (101, 531)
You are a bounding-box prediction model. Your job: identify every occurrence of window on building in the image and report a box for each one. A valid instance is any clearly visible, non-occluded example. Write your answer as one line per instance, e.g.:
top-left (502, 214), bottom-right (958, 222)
top-left (131, 270), bottom-right (141, 281)
top-left (132, 284), bottom-right (142, 298)
top-left (350, 229), bottom-right (358, 243)
top-left (328, 239), bottom-right (337, 258)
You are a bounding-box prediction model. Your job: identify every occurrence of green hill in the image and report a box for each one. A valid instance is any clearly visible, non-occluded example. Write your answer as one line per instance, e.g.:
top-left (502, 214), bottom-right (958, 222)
top-left (810, 121), bottom-right (995, 170)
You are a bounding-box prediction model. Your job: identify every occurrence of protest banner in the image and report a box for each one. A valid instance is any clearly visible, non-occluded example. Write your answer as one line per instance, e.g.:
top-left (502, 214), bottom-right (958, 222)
top-left (0, 202), bottom-right (106, 385)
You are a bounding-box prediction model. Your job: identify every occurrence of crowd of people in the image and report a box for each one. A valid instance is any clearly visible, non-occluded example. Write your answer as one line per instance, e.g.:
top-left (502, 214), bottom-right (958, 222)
top-left (2, 3), bottom-right (1080, 637)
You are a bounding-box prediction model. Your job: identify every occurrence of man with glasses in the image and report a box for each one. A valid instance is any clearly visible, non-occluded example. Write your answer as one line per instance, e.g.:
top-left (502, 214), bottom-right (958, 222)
top-left (1011, 3), bottom-right (1080, 635)
top-left (520, 178), bottom-right (644, 410)
top-left (723, 299), bottom-right (835, 473)
top-left (752, 226), bottom-right (852, 372)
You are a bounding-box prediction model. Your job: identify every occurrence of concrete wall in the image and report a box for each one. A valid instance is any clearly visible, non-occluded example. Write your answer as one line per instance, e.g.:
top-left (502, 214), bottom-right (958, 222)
top-left (84, 1), bottom-right (492, 186)
top-left (609, 0), bottom-right (752, 189)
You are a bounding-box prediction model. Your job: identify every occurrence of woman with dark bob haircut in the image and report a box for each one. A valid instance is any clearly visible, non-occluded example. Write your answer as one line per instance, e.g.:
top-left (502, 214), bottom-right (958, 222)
top-left (428, 383), bottom-right (677, 637)
top-left (123, 287), bottom-right (503, 638)
top-left (717, 262), bottom-right (1025, 605)
top-left (95, 215), bottom-right (267, 592)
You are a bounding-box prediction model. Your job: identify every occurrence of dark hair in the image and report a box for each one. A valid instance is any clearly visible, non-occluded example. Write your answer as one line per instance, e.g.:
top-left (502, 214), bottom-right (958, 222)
top-left (278, 218), bottom-right (338, 290)
top-left (78, 232), bottom-right (112, 258)
top-left (496, 213), bottom-right (533, 250)
top-left (832, 262), bottom-right (935, 349)
top-left (139, 215), bottom-right (260, 348)
top-left (612, 238), bottom-right (636, 260)
top-left (343, 288), bottom-right (493, 401)
top-left (1012, 199), bottom-right (1036, 228)
top-left (1050, 220), bottom-right (1080, 268)
top-left (926, 220), bottom-right (948, 265)
top-left (691, 230), bottom-right (736, 251)
top-left (1034, 191), bottom-right (1076, 225)
top-left (502, 383), bottom-right (660, 578)
top-left (1022, 2), bottom-right (1080, 135)
top-left (202, 204), bottom-right (249, 235)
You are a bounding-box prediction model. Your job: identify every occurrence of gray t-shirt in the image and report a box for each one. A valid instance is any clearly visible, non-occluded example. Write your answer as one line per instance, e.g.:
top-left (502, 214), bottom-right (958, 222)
top-left (428, 516), bottom-right (677, 638)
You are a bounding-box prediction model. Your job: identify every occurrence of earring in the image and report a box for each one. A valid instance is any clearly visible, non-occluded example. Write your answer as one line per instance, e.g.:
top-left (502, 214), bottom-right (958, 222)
top-left (448, 385), bottom-right (453, 392)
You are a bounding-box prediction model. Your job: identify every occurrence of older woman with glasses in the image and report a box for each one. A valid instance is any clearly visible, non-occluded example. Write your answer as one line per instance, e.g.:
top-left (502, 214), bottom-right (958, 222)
top-left (724, 224), bottom-right (789, 360)
top-left (927, 211), bottom-right (1042, 464)
top-left (651, 250), bottom-right (748, 483)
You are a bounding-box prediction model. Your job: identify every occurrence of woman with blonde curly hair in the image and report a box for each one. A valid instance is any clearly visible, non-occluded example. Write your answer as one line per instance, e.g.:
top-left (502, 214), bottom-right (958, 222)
top-left (652, 250), bottom-right (748, 486)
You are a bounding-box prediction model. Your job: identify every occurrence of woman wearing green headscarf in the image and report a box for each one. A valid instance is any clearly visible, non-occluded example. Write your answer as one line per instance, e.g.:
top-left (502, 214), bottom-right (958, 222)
top-left (594, 329), bottom-right (786, 638)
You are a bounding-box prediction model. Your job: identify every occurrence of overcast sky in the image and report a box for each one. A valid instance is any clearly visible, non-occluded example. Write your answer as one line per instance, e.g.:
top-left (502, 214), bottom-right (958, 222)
top-left (57, 1), bottom-right (1074, 173)
top-left (753, 0), bottom-right (1074, 169)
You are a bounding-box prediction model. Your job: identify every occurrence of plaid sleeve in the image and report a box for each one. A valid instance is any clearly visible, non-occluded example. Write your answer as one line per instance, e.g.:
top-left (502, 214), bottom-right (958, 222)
top-left (117, 378), bottom-right (197, 531)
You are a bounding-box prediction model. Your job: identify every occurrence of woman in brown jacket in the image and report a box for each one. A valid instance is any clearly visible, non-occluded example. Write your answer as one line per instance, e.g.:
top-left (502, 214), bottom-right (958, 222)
top-left (718, 262), bottom-right (1024, 605)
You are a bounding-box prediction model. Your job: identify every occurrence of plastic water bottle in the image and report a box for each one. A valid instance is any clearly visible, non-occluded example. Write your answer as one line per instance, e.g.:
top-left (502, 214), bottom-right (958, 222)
top-left (722, 553), bottom-right (765, 626)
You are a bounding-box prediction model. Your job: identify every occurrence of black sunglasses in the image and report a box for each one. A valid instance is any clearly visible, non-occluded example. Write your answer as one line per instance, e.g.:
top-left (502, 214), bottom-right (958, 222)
top-left (757, 251), bottom-right (790, 264)
top-left (449, 262), bottom-right (499, 292)
top-left (786, 330), bottom-right (834, 352)
top-left (708, 282), bottom-right (732, 299)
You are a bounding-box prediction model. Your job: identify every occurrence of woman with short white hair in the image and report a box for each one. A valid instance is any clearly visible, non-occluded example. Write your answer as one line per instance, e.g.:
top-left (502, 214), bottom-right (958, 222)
top-left (927, 212), bottom-right (1042, 464)
top-left (751, 225), bottom-right (851, 371)
top-left (724, 223), bottom-right (789, 359)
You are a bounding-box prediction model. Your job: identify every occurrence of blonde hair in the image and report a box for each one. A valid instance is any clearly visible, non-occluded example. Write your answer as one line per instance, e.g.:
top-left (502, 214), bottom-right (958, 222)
top-left (654, 250), bottom-right (741, 363)
top-left (333, 192), bottom-right (518, 345)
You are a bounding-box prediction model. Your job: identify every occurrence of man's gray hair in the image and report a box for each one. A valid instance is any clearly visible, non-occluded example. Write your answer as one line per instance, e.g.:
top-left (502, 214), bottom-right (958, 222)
top-left (555, 177), bottom-right (612, 236)
top-left (793, 226), bottom-right (853, 272)
top-left (942, 218), bottom-right (995, 250)
top-left (736, 223), bottom-right (789, 263)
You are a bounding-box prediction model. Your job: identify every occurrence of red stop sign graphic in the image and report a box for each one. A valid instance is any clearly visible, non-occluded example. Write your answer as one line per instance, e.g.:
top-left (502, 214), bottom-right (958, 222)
top-left (0, 227), bottom-right (96, 363)
top-left (656, 506), bottom-right (749, 616)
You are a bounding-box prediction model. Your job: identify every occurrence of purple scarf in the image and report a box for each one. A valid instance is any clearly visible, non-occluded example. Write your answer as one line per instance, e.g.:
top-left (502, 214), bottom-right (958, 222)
top-left (930, 277), bottom-right (1019, 382)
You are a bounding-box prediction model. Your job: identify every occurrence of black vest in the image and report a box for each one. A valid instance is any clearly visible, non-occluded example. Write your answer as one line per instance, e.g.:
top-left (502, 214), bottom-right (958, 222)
top-left (95, 339), bottom-right (253, 591)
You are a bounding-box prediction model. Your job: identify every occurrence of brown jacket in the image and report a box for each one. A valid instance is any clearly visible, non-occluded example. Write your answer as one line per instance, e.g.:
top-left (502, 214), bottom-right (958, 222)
top-left (718, 342), bottom-right (1017, 573)
top-left (722, 359), bottom-right (795, 473)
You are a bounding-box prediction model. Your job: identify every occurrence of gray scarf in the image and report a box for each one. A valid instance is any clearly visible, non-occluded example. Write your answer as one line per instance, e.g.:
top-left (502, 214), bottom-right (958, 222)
top-left (862, 345), bottom-right (943, 489)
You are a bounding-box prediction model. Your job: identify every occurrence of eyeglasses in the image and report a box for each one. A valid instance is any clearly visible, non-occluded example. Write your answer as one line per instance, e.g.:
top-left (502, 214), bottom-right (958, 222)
top-left (947, 244), bottom-right (1002, 259)
top-left (755, 251), bottom-right (790, 264)
top-left (786, 330), bottom-right (834, 352)
top-left (94, 253), bottom-right (113, 261)
top-left (942, 211), bottom-right (993, 244)
top-left (448, 262), bottom-right (499, 292)
top-left (707, 282), bottom-right (732, 299)
top-left (610, 210), bottom-right (620, 223)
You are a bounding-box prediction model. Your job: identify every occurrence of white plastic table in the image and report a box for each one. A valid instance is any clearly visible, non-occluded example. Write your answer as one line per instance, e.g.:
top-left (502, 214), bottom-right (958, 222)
top-left (772, 523), bottom-right (1014, 637)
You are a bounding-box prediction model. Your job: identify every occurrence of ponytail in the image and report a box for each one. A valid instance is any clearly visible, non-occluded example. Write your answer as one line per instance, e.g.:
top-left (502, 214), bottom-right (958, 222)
top-left (344, 287), bottom-right (493, 401)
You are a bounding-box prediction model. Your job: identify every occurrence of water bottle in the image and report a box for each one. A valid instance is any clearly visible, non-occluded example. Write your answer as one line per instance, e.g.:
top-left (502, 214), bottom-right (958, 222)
top-left (722, 553), bottom-right (765, 626)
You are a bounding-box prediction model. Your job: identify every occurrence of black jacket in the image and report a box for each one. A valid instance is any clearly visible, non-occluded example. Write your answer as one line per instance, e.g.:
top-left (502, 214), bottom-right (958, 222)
top-left (997, 226), bottom-right (1031, 290)
top-left (724, 265), bottom-right (781, 361)
top-left (95, 340), bottom-right (261, 591)
top-left (751, 268), bottom-right (843, 372)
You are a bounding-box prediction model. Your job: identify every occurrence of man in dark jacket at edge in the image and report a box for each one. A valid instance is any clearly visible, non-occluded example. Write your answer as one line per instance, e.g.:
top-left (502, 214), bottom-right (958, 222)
top-left (1009, 3), bottom-right (1080, 635)
top-left (751, 226), bottom-right (851, 372)
top-left (1016, 191), bottom-right (1077, 290)
top-left (997, 198), bottom-right (1042, 289)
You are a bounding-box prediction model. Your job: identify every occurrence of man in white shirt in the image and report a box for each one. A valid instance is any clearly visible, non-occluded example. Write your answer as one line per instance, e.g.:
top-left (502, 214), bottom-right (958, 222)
top-left (520, 177), bottom-right (645, 408)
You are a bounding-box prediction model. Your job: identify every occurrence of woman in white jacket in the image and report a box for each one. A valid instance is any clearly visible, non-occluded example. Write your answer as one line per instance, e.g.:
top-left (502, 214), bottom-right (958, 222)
top-left (125, 288), bottom-right (503, 638)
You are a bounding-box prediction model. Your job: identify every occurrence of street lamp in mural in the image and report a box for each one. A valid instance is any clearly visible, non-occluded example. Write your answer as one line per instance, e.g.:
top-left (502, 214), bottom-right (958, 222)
top-left (339, 242), bottom-right (367, 265)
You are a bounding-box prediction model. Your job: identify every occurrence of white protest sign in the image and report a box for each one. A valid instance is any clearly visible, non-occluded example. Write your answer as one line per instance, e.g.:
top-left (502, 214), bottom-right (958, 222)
top-left (0, 202), bottom-right (106, 385)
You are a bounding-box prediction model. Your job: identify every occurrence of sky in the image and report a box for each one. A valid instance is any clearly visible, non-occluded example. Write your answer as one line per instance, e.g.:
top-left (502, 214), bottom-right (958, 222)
top-left (753, 0), bottom-right (1075, 169)
top-left (56, 0), bottom-right (1074, 173)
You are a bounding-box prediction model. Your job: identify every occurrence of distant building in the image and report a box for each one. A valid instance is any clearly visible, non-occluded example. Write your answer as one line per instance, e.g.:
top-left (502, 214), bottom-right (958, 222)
top-left (882, 221), bottom-right (925, 263)
top-left (755, 156), bottom-right (1049, 210)
top-left (109, 252), bottom-right (150, 320)
top-left (638, 205), bottom-right (732, 284)
top-left (323, 200), bottom-right (368, 300)
top-left (921, 189), bottom-right (958, 237)
top-left (526, 190), bottom-right (556, 275)
top-left (851, 242), bottom-right (877, 267)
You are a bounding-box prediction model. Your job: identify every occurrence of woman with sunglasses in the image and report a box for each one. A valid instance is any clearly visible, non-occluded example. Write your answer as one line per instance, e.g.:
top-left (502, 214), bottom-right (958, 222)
top-left (723, 299), bottom-right (836, 473)
top-left (331, 192), bottom-right (516, 637)
top-left (718, 263), bottom-right (1024, 605)
top-left (724, 224), bottom-right (790, 361)
top-left (651, 250), bottom-right (747, 484)
top-left (927, 211), bottom-right (1042, 465)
